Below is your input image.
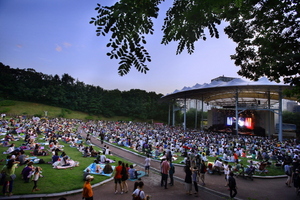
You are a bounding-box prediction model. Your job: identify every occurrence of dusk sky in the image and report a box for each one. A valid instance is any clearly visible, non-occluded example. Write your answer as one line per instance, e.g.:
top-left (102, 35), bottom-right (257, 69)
top-left (0, 0), bottom-right (240, 95)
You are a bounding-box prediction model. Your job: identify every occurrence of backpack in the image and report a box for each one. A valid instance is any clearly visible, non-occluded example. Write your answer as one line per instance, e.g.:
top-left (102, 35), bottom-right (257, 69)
top-left (133, 190), bottom-right (142, 200)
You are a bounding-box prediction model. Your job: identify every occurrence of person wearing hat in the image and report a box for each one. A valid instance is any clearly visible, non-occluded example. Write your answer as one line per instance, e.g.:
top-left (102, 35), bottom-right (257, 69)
top-left (82, 175), bottom-right (94, 200)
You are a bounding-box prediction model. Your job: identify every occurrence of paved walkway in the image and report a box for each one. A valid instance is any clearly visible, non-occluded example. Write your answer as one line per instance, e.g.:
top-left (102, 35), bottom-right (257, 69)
top-left (2, 133), bottom-right (297, 200)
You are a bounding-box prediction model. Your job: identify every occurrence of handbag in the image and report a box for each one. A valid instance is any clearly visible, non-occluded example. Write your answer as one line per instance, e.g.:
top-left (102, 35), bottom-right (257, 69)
top-left (10, 174), bottom-right (16, 180)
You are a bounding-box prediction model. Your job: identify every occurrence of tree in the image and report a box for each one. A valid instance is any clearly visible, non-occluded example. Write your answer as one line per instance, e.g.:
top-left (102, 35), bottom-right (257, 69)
top-left (223, 0), bottom-right (300, 87)
top-left (283, 111), bottom-right (300, 130)
top-left (90, 0), bottom-right (300, 89)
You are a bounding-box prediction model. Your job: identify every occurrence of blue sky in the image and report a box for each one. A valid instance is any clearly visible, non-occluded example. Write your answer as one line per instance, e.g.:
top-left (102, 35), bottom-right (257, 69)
top-left (0, 0), bottom-right (239, 95)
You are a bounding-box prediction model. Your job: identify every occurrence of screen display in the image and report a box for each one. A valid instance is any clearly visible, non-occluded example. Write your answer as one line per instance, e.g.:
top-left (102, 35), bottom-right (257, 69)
top-left (226, 117), bottom-right (253, 129)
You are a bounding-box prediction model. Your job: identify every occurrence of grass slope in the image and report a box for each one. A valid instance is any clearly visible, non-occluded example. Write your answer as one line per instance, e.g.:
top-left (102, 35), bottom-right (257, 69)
top-left (0, 100), bottom-right (134, 121)
top-left (0, 135), bottom-right (131, 195)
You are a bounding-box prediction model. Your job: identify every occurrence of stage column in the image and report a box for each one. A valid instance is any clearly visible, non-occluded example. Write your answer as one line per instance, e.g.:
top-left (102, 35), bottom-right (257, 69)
top-left (278, 88), bottom-right (283, 142)
top-left (235, 88), bottom-right (239, 135)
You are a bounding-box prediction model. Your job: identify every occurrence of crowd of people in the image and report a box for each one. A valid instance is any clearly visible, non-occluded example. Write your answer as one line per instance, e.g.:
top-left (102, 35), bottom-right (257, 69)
top-left (79, 119), bottom-right (300, 195)
top-left (1, 116), bottom-right (300, 198)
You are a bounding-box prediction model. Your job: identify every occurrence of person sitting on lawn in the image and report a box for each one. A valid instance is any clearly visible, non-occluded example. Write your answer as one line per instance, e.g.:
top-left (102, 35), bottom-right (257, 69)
top-left (103, 161), bottom-right (113, 174)
top-left (33, 144), bottom-right (47, 156)
top-left (77, 143), bottom-right (84, 153)
top-left (17, 149), bottom-right (29, 165)
top-left (99, 152), bottom-right (107, 163)
top-left (52, 151), bottom-right (60, 164)
top-left (4, 143), bottom-right (15, 154)
top-left (83, 168), bottom-right (90, 181)
top-left (4, 132), bottom-right (14, 142)
top-left (128, 165), bottom-right (140, 179)
top-left (83, 147), bottom-right (91, 157)
top-left (95, 151), bottom-right (107, 163)
top-left (61, 155), bottom-right (71, 166)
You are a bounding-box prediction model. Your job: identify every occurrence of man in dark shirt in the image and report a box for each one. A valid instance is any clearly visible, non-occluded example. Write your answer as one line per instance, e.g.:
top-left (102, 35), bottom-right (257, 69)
top-left (228, 171), bottom-right (237, 199)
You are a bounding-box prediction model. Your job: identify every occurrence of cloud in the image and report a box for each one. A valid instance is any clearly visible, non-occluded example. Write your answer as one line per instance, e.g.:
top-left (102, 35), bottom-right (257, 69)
top-left (55, 44), bottom-right (62, 52)
top-left (55, 42), bottom-right (72, 52)
top-left (63, 42), bottom-right (72, 48)
top-left (16, 44), bottom-right (23, 48)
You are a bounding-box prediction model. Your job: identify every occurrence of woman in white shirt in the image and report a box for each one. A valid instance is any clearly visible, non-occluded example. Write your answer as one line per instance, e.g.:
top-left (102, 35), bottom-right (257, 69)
top-left (132, 181), bottom-right (147, 200)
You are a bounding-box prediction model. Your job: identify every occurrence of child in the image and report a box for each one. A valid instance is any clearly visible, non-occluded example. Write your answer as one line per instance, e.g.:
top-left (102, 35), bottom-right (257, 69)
top-left (32, 166), bottom-right (41, 192)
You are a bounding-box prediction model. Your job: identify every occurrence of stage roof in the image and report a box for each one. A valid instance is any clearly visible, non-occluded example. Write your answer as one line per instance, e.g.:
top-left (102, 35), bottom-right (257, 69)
top-left (161, 77), bottom-right (297, 108)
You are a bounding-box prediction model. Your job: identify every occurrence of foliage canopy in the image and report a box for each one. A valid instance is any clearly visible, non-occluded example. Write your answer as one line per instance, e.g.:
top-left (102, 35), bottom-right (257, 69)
top-left (90, 0), bottom-right (300, 91)
top-left (0, 63), bottom-right (168, 121)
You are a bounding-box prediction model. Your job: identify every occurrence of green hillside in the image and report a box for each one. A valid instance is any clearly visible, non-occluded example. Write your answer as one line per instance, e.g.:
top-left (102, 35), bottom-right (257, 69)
top-left (0, 100), bottom-right (134, 121)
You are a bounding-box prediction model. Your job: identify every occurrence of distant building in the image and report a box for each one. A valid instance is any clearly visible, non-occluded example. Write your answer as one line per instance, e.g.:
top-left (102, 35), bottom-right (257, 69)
top-left (293, 105), bottom-right (300, 113)
top-left (286, 100), bottom-right (298, 112)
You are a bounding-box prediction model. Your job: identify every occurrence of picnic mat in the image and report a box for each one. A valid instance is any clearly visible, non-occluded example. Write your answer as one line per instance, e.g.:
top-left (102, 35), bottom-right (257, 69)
top-left (84, 163), bottom-right (115, 177)
top-left (128, 170), bottom-right (146, 181)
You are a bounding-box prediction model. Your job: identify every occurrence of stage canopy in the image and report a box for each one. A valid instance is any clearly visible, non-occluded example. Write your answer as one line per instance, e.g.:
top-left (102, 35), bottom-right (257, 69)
top-left (161, 77), bottom-right (297, 107)
top-left (160, 76), bottom-right (298, 141)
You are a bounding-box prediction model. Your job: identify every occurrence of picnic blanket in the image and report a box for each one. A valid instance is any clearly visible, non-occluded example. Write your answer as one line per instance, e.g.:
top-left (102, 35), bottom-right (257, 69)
top-left (84, 163), bottom-right (115, 177)
top-left (128, 170), bottom-right (146, 181)
top-left (52, 159), bottom-right (79, 169)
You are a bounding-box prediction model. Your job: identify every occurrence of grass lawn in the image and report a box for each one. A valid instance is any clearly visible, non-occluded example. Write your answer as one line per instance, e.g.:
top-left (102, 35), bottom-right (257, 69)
top-left (0, 134), bottom-right (132, 195)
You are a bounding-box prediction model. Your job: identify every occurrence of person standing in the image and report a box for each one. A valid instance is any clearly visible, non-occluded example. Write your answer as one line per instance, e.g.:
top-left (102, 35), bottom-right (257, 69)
top-left (223, 161), bottom-right (230, 186)
top-left (144, 154), bottom-right (151, 176)
top-left (199, 159), bottom-right (207, 186)
top-left (114, 160), bottom-right (123, 194)
top-left (32, 166), bottom-right (41, 192)
top-left (21, 162), bottom-right (34, 183)
top-left (169, 160), bottom-right (175, 186)
top-left (121, 162), bottom-right (129, 193)
top-left (99, 132), bottom-right (104, 145)
top-left (228, 171), bottom-right (237, 199)
top-left (160, 158), bottom-right (170, 189)
top-left (184, 163), bottom-right (193, 195)
top-left (292, 168), bottom-right (300, 195)
top-left (1, 159), bottom-right (19, 196)
top-left (191, 166), bottom-right (199, 197)
top-left (82, 175), bottom-right (94, 200)
top-left (285, 163), bottom-right (293, 187)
